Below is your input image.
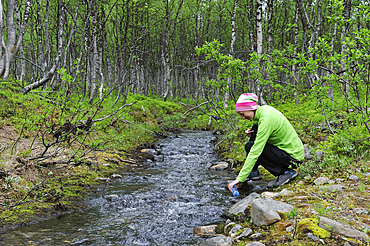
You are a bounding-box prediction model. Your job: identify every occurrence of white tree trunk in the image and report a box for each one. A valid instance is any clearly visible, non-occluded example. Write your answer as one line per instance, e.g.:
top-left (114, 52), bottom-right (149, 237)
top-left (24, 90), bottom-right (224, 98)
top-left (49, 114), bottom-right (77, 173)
top-left (89, 1), bottom-right (97, 104)
top-left (255, 0), bottom-right (266, 105)
top-left (224, 0), bottom-right (238, 109)
top-left (256, 0), bottom-right (263, 56)
top-left (99, 47), bottom-right (104, 101)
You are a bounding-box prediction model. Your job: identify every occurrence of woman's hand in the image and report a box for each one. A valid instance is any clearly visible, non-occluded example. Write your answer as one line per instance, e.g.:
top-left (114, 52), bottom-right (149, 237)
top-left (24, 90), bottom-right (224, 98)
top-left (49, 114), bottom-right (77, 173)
top-left (245, 129), bottom-right (254, 138)
top-left (228, 179), bottom-right (240, 191)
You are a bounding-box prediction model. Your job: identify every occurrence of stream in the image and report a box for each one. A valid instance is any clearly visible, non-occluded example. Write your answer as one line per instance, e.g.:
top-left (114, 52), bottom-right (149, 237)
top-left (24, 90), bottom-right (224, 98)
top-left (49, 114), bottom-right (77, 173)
top-left (0, 131), bottom-right (246, 245)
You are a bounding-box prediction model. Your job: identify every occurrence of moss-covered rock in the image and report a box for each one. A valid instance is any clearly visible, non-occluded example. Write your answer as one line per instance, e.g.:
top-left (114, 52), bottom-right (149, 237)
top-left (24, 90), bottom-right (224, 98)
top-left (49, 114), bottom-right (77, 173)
top-left (297, 217), bottom-right (330, 239)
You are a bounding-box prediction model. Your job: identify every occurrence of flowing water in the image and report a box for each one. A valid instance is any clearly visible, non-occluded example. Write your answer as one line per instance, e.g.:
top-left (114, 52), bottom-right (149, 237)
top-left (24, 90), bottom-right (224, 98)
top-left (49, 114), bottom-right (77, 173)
top-left (0, 131), bottom-right (246, 246)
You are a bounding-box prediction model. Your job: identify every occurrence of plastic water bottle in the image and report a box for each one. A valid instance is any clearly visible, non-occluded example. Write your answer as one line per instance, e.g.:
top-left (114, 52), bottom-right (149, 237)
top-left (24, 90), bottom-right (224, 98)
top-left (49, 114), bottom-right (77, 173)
top-left (231, 185), bottom-right (239, 197)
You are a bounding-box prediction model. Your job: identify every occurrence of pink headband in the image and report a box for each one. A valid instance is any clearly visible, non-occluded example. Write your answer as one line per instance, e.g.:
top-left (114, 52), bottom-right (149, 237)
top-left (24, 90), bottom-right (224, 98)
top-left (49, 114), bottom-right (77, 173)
top-left (235, 93), bottom-right (258, 112)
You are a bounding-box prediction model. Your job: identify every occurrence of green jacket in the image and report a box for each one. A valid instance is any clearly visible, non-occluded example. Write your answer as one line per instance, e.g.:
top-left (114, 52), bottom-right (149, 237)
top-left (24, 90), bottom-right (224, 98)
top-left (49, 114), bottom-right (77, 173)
top-left (237, 105), bottom-right (304, 182)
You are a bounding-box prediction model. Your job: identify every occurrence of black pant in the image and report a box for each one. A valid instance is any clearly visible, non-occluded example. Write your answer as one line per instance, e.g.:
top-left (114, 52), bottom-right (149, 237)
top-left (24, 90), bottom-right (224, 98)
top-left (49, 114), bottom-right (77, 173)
top-left (246, 123), bottom-right (300, 177)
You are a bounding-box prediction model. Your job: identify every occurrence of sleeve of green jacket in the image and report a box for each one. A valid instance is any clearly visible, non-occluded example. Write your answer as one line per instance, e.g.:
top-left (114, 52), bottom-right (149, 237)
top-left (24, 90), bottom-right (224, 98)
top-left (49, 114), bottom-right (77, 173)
top-left (236, 111), bottom-right (273, 182)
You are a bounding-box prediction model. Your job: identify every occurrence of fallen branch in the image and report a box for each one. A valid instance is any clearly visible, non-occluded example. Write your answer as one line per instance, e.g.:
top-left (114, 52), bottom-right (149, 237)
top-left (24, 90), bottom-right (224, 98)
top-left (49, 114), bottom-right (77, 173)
top-left (116, 118), bottom-right (156, 134)
top-left (92, 102), bottom-right (136, 123)
top-left (214, 129), bottom-right (236, 148)
top-left (355, 136), bottom-right (370, 143)
top-left (182, 101), bottom-right (210, 117)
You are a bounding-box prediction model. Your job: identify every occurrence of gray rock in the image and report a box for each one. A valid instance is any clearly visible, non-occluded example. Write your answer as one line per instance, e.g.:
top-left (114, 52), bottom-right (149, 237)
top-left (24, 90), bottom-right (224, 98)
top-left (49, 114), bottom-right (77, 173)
top-left (326, 185), bottom-right (344, 193)
top-left (111, 174), bottom-right (122, 179)
top-left (249, 233), bottom-right (263, 239)
top-left (193, 225), bottom-right (217, 237)
top-left (235, 228), bottom-right (253, 239)
top-left (314, 177), bottom-right (329, 185)
top-left (205, 162), bottom-right (213, 169)
top-left (261, 189), bottom-right (292, 198)
top-left (105, 194), bottom-right (119, 201)
top-left (250, 198), bottom-right (294, 226)
top-left (360, 223), bottom-right (370, 232)
top-left (328, 180), bottom-right (335, 184)
top-left (246, 242), bottom-right (265, 246)
top-left (307, 232), bottom-right (319, 241)
top-left (304, 144), bottom-right (313, 160)
top-left (229, 224), bottom-right (243, 235)
top-left (199, 235), bottom-right (234, 246)
top-left (319, 217), bottom-right (369, 241)
top-left (209, 161), bottom-right (228, 171)
top-left (224, 222), bottom-right (235, 234)
top-left (141, 149), bottom-right (158, 155)
top-left (316, 151), bottom-right (323, 158)
top-left (348, 175), bottom-right (360, 181)
top-left (307, 233), bottom-right (325, 244)
top-left (96, 177), bottom-right (110, 181)
top-left (336, 178), bottom-right (345, 183)
top-left (286, 226), bottom-right (294, 233)
top-left (355, 209), bottom-right (369, 215)
top-left (224, 192), bottom-right (260, 220)
top-left (153, 155), bottom-right (164, 162)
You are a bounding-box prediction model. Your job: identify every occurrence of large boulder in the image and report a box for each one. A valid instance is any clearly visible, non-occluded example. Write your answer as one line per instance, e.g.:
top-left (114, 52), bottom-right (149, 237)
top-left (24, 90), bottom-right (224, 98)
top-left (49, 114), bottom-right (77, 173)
top-left (251, 198), bottom-right (294, 226)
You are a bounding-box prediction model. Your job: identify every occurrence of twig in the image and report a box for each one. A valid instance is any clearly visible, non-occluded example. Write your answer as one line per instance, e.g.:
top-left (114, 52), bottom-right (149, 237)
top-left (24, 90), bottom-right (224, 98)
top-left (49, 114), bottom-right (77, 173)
top-left (355, 137), bottom-right (370, 143)
top-left (215, 130), bottom-right (236, 148)
top-left (116, 118), bottom-right (156, 134)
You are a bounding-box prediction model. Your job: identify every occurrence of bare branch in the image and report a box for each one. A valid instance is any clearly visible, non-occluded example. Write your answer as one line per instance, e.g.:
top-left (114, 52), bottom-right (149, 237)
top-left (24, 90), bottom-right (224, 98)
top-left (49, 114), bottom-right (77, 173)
top-left (182, 101), bottom-right (210, 117)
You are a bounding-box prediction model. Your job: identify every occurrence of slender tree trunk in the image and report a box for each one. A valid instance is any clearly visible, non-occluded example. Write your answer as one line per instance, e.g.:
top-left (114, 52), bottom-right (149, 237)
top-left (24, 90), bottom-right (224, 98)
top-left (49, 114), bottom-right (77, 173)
top-left (292, 4), bottom-right (300, 105)
top-left (255, 0), bottom-right (266, 104)
top-left (328, 1), bottom-right (336, 102)
top-left (256, 0), bottom-right (263, 56)
top-left (341, 0), bottom-right (350, 94)
top-left (99, 46), bottom-right (105, 101)
top-left (43, 1), bottom-right (50, 76)
top-left (89, 0), bottom-right (97, 104)
top-left (224, 0), bottom-right (238, 109)
top-left (249, 0), bottom-right (254, 53)
top-left (267, 0), bottom-right (274, 55)
top-left (2, 0), bottom-right (31, 79)
top-left (162, 0), bottom-right (183, 101)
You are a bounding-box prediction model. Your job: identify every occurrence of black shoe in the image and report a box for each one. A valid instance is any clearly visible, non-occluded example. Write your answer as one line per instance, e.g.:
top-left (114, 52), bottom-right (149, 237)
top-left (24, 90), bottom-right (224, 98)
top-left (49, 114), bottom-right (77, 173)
top-left (246, 169), bottom-right (262, 181)
top-left (276, 170), bottom-right (298, 187)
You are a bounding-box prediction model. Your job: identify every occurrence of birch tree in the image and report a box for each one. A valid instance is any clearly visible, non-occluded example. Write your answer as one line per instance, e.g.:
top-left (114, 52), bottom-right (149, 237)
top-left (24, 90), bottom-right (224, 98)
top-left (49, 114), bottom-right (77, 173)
top-left (223, 0), bottom-right (238, 109)
top-left (0, 0), bottom-right (31, 79)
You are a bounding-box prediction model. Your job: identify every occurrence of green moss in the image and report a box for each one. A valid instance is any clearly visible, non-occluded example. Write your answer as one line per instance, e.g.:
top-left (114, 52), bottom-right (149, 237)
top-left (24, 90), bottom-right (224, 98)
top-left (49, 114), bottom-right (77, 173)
top-left (298, 218), bottom-right (331, 239)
